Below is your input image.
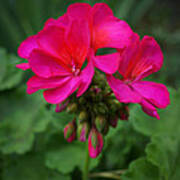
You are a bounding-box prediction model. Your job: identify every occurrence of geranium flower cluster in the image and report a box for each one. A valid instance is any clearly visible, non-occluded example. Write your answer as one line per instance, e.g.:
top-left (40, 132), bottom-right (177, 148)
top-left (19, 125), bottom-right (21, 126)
top-left (16, 3), bottom-right (170, 158)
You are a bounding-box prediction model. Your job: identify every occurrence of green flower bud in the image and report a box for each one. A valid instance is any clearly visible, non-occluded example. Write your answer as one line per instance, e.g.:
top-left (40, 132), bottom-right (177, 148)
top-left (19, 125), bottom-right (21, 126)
top-left (79, 97), bottom-right (86, 104)
top-left (98, 103), bottom-right (108, 114)
top-left (95, 115), bottom-right (107, 132)
top-left (113, 99), bottom-right (121, 106)
top-left (66, 103), bottom-right (78, 113)
top-left (77, 122), bottom-right (89, 142)
top-left (78, 111), bottom-right (88, 123)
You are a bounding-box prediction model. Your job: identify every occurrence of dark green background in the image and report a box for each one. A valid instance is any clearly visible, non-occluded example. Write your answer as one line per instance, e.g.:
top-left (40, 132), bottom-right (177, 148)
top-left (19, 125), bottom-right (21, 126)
top-left (0, 0), bottom-right (180, 180)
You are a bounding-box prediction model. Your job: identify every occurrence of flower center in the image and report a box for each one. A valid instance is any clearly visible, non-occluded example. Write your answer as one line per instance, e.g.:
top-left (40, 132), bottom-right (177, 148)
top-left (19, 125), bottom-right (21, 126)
top-left (72, 64), bottom-right (80, 76)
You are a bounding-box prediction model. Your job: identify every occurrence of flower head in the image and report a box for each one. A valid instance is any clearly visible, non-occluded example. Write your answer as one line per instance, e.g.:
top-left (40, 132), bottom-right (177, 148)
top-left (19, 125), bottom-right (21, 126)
top-left (17, 18), bottom-right (94, 104)
top-left (107, 34), bottom-right (170, 119)
top-left (16, 3), bottom-right (170, 159)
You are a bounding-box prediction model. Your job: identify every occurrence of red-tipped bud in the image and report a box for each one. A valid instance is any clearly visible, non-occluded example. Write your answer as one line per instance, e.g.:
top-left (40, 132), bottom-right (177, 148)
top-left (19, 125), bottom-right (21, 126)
top-left (109, 116), bottom-right (118, 128)
top-left (95, 116), bottom-right (107, 132)
top-left (64, 121), bottom-right (76, 143)
top-left (88, 128), bottom-right (103, 158)
top-left (119, 106), bottom-right (129, 120)
top-left (55, 101), bottom-right (69, 113)
top-left (77, 122), bottom-right (89, 142)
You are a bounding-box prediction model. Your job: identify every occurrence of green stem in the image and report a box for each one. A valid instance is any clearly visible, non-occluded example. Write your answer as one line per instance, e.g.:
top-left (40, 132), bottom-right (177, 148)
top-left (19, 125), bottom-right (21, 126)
top-left (89, 172), bottom-right (121, 179)
top-left (88, 169), bottom-right (126, 179)
top-left (83, 143), bottom-right (90, 180)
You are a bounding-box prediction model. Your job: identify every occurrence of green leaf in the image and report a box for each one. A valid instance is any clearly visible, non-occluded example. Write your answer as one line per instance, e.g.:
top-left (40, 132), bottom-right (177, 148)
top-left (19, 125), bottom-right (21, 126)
top-left (2, 154), bottom-right (70, 180)
top-left (146, 135), bottom-right (180, 180)
top-left (51, 111), bottom-right (75, 131)
top-left (124, 88), bottom-right (180, 180)
top-left (0, 88), bottom-right (51, 154)
top-left (0, 48), bottom-right (24, 91)
top-left (0, 48), bottom-right (7, 83)
top-left (122, 158), bottom-right (160, 180)
top-left (46, 142), bottom-right (100, 174)
top-left (105, 121), bottom-right (149, 169)
top-left (130, 88), bottom-right (180, 137)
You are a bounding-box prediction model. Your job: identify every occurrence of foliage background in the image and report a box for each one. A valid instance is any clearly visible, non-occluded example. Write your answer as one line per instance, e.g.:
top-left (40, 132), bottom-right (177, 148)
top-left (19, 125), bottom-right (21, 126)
top-left (0, 0), bottom-right (180, 179)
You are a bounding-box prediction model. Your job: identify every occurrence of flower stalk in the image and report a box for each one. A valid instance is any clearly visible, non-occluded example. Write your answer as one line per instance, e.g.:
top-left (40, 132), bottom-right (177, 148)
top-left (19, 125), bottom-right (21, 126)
top-left (83, 143), bottom-right (90, 180)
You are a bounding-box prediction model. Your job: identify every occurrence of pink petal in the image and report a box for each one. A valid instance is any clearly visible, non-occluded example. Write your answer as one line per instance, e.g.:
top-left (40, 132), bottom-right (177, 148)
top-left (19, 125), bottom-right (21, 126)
top-left (44, 18), bottom-right (57, 28)
top-left (43, 76), bottom-right (80, 104)
top-left (77, 60), bottom-right (94, 97)
top-left (18, 35), bottom-right (39, 59)
top-left (118, 33), bottom-right (140, 76)
top-left (67, 3), bottom-right (91, 19)
top-left (91, 3), bottom-right (133, 50)
top-left (140, 36), bottom-right (163, 72)
top-left (106, 75), bottom-right (142, 103)
top-left (65, 19), bottom-right (90, 68)
top-left (57, 14), bottom-right (69, 27)
top-left (16, 63), bottom-right (30, 70)
top-left (93, 20), bottom-right (133, 50)
top-left (91, 3), bottom-right (114, 25)
top-left (26, 75), bottom-right (71, 94)
top-left (135, 36), bottom-right (163, 80)
top-left (37, 26), bottom-right (71, 68)
top-left (141, 99), bottom-right (160, 120)
top-left (93, 52), bottom-right (120, 74)
top-left (45, 14), bottom-right (69, 28)
top-left (29, 50), bottom-right (71, 78)
top-left (131, 81), bottom-right (170, 109)
top-left (123, 36), bottom-right (163, 81)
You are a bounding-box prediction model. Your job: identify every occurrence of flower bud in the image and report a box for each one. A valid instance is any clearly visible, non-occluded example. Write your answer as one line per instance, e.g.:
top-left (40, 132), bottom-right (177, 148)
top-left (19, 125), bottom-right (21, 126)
top-left (79, 97), bottom-right (86, 104)
top-left (66, 103), bottom-right (78, 113)
top-left (77, 122), bottom-right (89, 142)
top-left (95, 116), bottom-right (107, 132)
top-left (113, 99), bottom-right (121, 106)
top-left (119, 106), bottom-right (129, 120)
top-left (97, 103), bottom-right (108, 114)
top-left (90, 85), bottom-right (101, 94)
top-left (109, 116), bottom-right (118, 128)
top-left (78, 111), bottom-right (88, 123)
top-left (64, 121), bottom-right (76, 142)
top-left (55, 101), bottom-right (69, 113)
top-left (88, 128), bottom-right (103, 158)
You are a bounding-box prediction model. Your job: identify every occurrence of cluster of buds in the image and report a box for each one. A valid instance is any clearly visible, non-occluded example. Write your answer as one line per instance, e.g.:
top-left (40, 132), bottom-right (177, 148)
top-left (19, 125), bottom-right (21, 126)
top-left (57, 71), bottom-right (129, 158)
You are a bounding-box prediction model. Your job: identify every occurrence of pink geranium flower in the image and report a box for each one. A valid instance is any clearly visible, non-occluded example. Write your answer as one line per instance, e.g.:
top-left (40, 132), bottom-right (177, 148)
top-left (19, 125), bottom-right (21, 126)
top-left (17, 18), bottom-right (94, 104)
top-left (66, 3), bottom-right (133, 74)
top-left (16, 3), bottom-right (133, 104)
top-left (107, 34), bottom-right (170, 119)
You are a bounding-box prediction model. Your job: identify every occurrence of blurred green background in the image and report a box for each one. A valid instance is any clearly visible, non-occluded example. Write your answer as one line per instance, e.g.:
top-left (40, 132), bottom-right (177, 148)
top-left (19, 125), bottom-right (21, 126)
top-left (0, 0), bottom-right (180, 180)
